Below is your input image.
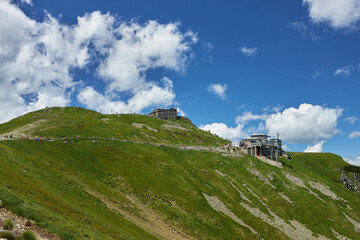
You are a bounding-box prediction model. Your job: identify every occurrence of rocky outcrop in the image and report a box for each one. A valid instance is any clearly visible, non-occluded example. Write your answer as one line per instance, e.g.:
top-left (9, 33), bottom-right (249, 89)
top-left (339, 169), bottom-right (360, 194)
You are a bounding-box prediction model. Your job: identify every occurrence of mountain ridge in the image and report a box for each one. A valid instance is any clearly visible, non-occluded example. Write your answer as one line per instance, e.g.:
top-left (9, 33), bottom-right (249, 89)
top-left (0, 107), bottom-right (359, 240)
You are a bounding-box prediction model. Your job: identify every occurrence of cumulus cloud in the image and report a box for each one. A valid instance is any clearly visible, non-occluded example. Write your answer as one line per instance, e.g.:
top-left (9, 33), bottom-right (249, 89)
top-left (199, 123), bottom-right (246, 141)
top-left (343, 156), bottom-right (360, 166)
top-left (240, 47), bottom-right (258, 57)
top-left (335, 65), bottom-right (353, 76)
top-left (304, 140), bottom-right (325, 152)
top-left (207, 83), bottom-right (228, 100)
top-left (303, 0), bottom-right (360, 29)
top-left (0, 0), bottom-right (196, 122)
top-left (97, 21), bottom-right (196, 93)
top-left (349, 131), bottom-right (360, 138)
top-left (202, 103), bottom-right (342, 144)
top-left (78, 77), bottom-right (175, 114)
top-left (265, 103), bottom-right (342, 144)
top-left (344, 116), bottom-right (358, 124)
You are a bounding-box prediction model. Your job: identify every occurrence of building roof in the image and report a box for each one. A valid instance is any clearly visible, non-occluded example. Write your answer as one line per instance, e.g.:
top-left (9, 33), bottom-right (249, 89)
top-left (250, 134), bottom-right (270, 138)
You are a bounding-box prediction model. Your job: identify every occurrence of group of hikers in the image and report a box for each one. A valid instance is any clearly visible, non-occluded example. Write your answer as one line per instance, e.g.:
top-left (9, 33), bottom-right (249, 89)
top-left (0, 135), bottom-right (51, 141)
top-left (35, 137), bottom-right (50, 141)
top-left (0, 135), bottom-right (13, 139)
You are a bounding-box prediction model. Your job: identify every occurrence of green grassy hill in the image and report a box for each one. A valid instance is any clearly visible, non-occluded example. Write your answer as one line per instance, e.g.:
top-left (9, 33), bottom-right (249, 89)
top-left (0, 107), bottom-right (228, 146)
top-left (0, 108), bottom-right (359, 240)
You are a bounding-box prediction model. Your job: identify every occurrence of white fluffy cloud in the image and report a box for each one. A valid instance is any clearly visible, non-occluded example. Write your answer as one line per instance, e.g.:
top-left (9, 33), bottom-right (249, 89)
top-left (0, 0), bottom-right (196, 123)
top-left (303, 0), bottom-right (360, 29)
top-left (265, 104), bottom-right (342, 144)
top-left (78, 77), bottom-right (175, 114)
top-left (97, 21), bottom-right (196, 93)
top-left (207, 83), bottom-right (228, 100)
top-left (349, 131), bottom-right (360, 138)
top-left (201, 103), bottom-right (342, 144)
top-left (241, 47), bottom-right (258, 57)
top-left (199, 123), bottom-right (246, 141)
top-left (343, 156), bottom-right (360, 166)
top-left (304, 140), bottom-right (325, 152)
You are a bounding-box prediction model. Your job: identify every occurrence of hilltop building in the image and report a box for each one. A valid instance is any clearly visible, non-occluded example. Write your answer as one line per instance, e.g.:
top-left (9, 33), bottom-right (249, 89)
top-left (240, 133), bottom-right (285, 161)
top-left (148, 108), bottom-right (177, 119)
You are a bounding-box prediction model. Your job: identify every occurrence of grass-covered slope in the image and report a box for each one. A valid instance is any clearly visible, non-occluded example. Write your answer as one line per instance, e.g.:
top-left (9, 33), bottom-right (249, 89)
top-left (0, 107), bottom-right (228, 146)
top-left (0, 137), bottom-right (360, 239)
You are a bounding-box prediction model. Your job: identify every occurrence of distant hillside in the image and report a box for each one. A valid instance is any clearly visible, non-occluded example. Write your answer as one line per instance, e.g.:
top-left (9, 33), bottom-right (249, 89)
top-left (0, 107), bottom-right (228, 146)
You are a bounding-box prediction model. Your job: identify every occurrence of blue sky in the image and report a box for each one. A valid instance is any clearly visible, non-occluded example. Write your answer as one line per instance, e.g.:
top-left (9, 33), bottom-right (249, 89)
top-left (1, 0), bottom-right (359, 165)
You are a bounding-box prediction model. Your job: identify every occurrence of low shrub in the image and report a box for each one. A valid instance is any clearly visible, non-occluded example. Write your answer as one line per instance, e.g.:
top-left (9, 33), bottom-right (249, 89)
top-left (3, 219), bottom-right (14, 230)
top-left (22, 230), bottom-right (37, 240)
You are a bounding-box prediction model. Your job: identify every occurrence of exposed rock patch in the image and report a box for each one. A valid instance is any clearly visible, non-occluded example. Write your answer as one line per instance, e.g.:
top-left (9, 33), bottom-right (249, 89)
top-left (239, 201), bottom-right (328, 240)
top-left (285, 173), bottom-right (324, 202)
top-left (278, 192), bottom-right (293, 204)
top-left (266, 173), bottom-right (274, 181)
top-left (247, 168), bottom-right (275, 189)
top-left (331, 228), bottom-right (351, 240)
top-left (244, 185), bottom-right (266, 206)
top-left (215, 169), bottom-right (226, 178)
top-left (344, 213), bottom-right (360, 232)
top-left (202, 193), bottom-right (257, 235)
top-left (229, 181), bottom-right (253, 204)
top-left (285, 173), bottom-right (306, 188)
top-left (309, 181), bottom-right (344, 201)
top-left (162, 124), bottom-right (189, 131)
top-left (339, 169), bottom-right (360, 194)
top-left (132, 123), bottom-right (158, 132)
top-left (214, 170), bottom-right (252, 203)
